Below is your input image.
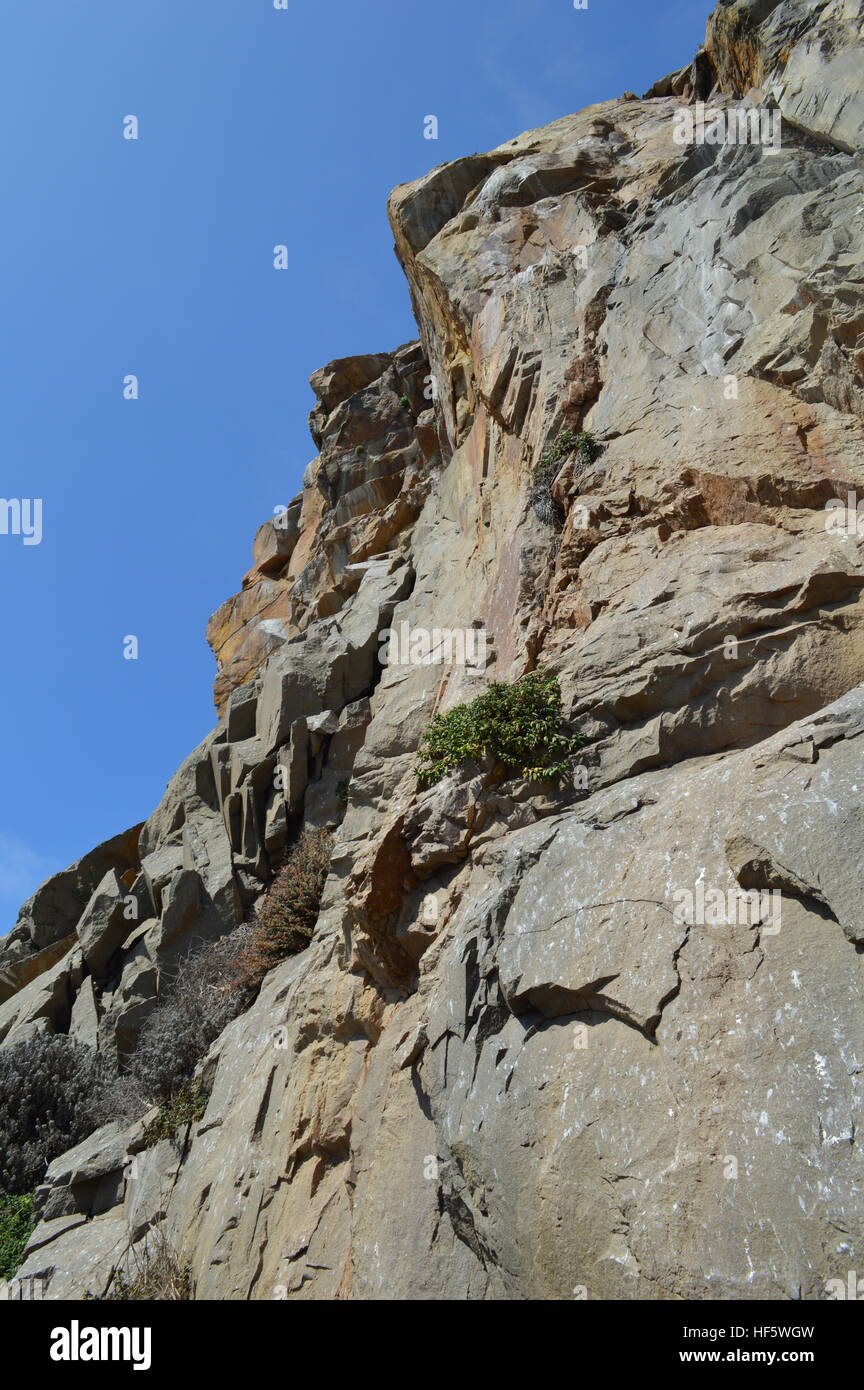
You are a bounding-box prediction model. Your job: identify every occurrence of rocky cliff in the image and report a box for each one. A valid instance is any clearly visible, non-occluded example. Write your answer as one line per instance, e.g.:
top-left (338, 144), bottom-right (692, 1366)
top-left (3, 0), bottom-right (864, 1300)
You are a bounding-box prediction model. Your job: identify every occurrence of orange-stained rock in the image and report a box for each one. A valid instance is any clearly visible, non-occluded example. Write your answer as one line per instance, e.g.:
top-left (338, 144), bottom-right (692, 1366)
top-left (206, 341), bottom-right (438, 713)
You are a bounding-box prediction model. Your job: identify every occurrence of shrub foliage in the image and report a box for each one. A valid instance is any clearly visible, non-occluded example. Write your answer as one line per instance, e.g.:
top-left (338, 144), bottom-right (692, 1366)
top-left (130, 833), bottom-right (332, 1104)
top-left (416, 669), bottom-right (583, 790)
top-left (0, 1035), bottom-right (143, 1195)
top-left (229, 830), bottom-right (333, 1001)
top-left (141, 1080), bottom-right (209, 1146)
top-left (0, 835), bottom-right (335, 1182)
top-left (0, 1190), bottom-right (36, 1279)
top-left (130, 929), bottom-right (251, 1105)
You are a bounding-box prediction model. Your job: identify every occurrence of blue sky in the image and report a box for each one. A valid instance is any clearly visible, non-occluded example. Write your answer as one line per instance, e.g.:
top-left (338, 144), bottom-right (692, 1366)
top-left (0, 0), bottom-right (707, 924)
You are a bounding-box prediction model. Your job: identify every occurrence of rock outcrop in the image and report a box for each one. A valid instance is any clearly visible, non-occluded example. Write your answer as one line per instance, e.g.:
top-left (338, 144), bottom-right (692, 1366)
top-left (3, 0), bottom-right (864, 1300)
top-left (206, 340), bottom-right (435, 713)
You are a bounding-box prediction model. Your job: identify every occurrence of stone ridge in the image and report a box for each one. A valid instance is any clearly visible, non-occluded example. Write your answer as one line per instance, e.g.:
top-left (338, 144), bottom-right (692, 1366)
top-left (205, 339), bottom-right (436, 712)
top-left (3, 0), bottom-right (864, 1300)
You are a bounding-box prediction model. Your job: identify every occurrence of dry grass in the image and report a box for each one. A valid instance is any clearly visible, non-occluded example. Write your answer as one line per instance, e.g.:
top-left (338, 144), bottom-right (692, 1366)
top-left (229, 830), bottom-right (332, 1000)
top-left (104, 1227), bottom-right (193, 1301)
top-left (130, 928), bottom-right (252, 1104)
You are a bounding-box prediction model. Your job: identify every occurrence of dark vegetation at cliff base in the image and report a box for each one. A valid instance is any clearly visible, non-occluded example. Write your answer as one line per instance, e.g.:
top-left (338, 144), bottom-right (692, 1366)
top-left (132, 829), bottom-right (333, 1111)
top-left (0, 1191), bottom-right (35, 1279)
top-left (130, 931), bottom-right (250, 1105)
top-left (0, 1034), bottom-right (140, 1194)
top-left (0, 830), bottom-right (334, 1282)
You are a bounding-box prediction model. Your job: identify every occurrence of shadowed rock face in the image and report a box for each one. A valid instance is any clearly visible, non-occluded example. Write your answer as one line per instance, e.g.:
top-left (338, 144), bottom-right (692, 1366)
top-left (0, 824), bottom-right (141, 998)
top-left (5, 0), bottom-right (864, 1301)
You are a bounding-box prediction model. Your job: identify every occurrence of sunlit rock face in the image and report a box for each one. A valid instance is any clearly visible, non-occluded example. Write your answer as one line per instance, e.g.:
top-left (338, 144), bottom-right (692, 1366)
top-left (206, 340), bottom-right (435, 714)
top-left (5, 0), bottom-right (864, 1302)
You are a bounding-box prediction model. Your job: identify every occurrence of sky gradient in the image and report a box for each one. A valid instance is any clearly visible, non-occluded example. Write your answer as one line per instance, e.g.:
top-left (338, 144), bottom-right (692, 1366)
top-left (0, 0), bottom-right (707, 923)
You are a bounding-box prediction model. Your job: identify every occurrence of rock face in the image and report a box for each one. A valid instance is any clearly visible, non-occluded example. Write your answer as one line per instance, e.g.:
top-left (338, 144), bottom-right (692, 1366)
top-left (205, 340), bottom-right (434, 714)
top-left (4, 0), bottom-right (864, 1300)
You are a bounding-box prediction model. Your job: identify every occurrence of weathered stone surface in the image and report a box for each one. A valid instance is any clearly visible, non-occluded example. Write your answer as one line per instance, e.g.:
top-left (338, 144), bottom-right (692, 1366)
top-left (0, 932), bottom-right (76, 1006)
top-left (124, 1139), bottom-right (183, 1243)
top-left (98, 926), bottom-right (159, 1057)
top-left (76, 869), bottom-right (135, 976)
top-left (8, 0), bottom-right (864, 1305)
top-left (36, 691), bottom-right (857, 1298)
top-left (277, 720), bottom-right (309, 813)
top-left (180, 814), bottom-right (241, 935)
top-left (208, 343), bottom-right (436, 713)
top-left (22, 1211), bottom-right (88, 1257)
top-left (0, 823), bottom-right (140, 972)
top-left (44, 1122), bottom-right (130, 1190)
top-left (226, 681), bottom-right (260, 742)
top-left (155, 869), bottom-right (206, 951)
top-left (706, 0), bottom-right (864, 152)
top-left (69, 976), bottom-right (100, 1048)
top-left (138, 730), bottom-right (223, 859)
top-left (12, 1213), bottom-right (130, 1301)
top-left (37, 1122), bottom-right (130, 1222)
top-left (252, 504), bottom-right (302, 576)
top-left (140, 843), bottom-right (185, 918)
top-left (0, 946), bottom-right (82, 1047)
top-left (257, 561), bottom-right (413, 754)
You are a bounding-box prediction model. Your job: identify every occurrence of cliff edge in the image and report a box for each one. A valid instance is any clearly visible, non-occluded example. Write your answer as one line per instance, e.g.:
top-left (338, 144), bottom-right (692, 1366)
top-left (3, 0), bottom-right (864, 1300)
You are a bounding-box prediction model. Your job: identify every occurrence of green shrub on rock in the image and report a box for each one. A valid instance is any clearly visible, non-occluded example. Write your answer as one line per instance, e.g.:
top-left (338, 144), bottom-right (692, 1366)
top-left (0, 1190), bottom-right (36, 1279)
top-left (141, 1080), bottom-right (209, 1146)
top-left (416, 669), bottom-right (583, 789)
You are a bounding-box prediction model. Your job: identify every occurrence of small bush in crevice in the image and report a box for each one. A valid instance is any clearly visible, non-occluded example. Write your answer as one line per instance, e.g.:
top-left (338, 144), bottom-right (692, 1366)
top-left (130, 928), bottom-right (252, 1106)
top-left (0, 1035), bottom-right (145, 1195)
top-left (0, 1190), bottom-right (36, 1279)
top-left (229, 830), bottom-right (333, 1002)
top-left (416, 669), bottom-right (583, 790)
top-left (141, 1080), bottom-right (209, 1146)
top-left (529, 429), bottom-right (601, 527)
